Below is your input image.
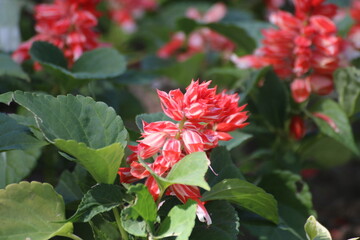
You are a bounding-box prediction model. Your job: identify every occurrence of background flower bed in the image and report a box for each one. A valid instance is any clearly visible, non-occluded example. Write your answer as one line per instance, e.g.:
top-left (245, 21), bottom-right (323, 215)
top-left (0, 0), bottom-right (359, 239)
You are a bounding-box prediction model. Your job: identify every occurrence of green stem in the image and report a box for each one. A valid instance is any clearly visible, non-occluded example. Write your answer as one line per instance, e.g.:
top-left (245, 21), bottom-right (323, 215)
top-left (113, 208), bottom-right (129, 240)
top-left (66, 234), bottom-right (83, 240)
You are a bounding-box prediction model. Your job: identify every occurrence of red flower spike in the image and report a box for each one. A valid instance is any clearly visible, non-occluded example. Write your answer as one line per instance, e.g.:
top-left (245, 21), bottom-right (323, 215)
top-left (290, 116), bottom-right (306, 140)
top-left (308, 74), bottom-right (334, 95)
top-left (231, 0), bottom-right (341, 102)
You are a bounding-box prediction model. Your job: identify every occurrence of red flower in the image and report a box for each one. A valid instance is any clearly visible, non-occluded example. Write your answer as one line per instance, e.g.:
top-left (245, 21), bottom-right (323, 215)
top-left (157, 3), bottom-right (235, 61)
top-left (12, 0), bottom-right (100, 66)
top-left (289, 115), bottom-right (306, 140)
top-left (118, 80), bottom-right (249, 225)
top-left (231, 0), bottom-right (340, 102)
top-left (107, 0), bottom-right (157, 33)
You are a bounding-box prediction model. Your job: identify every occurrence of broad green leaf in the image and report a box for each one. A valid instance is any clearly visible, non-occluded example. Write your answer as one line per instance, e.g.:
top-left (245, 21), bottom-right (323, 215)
top-left (127, 184), bottom-right (157, 223)
top-left (30, 41), bottom-right (127, 81)
top-left (150, 152), bottom-right (210, 191)
top-left (218, 130), bottom-right (252, 150)
top-left (0, 147), bottom-right (41, 189)
top-left (300, 136), bottom-right (352, 168)
top-left (13, 91), bottom-right (128, 148)
top-left (309, 99), bottom-right (359, 155)
top-left (207, 23), bottom-right (256, 53)
top-left (0, 54), bottom-right (29, 81)
top-left (304, 216), bottom-right (332, 240)
top-left (0, 181), bottom-right (75, 240)
top-left (55, 140), bottom-right (124, 184)
top-left (56, 164), bottom-right (95, 203)
top-left (202, 179), bottom-right (279, 224)
top-left (155, 200), bottom-right (197, 240)
top-left (135, 112), bottom-right (174, 132)
top-left (334, 67), bottom-right (360, 116)
top-left (68, 184), bottom-right (124, 222)
top-left (256, 70), bottom-right (289, 128)
top-left (157, 54), bottom-right (205, 86)
top-left (121, 207), bottom-right (147, 237)
top-left (71, 47), bottom-right (126, 79)
top-left (259, 171), bottom-right (315, 217)
top-left (90, 215), bottom-right (121, 240)
top-left (235, 22), bottom-right (272, 47)
top-left (190, 201), bottom-right (239, 240)
top-left (0, 112), bottom-right (42, 151)
top-left (0, 92), bottom-right (13, 105)
top-left (207, 147), bottom-right (245, 187)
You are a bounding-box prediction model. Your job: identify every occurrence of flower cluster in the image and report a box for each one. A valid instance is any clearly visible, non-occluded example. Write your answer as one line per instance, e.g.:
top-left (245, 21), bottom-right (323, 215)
top-left (231, 0), bottom-right (341, 103)
top-left (118, 80), bottom-right (249, 225)
top-left (107, 0), bottom-right (157, 33)
top-left (157, 3), bottom-right (235, 61)
top-left (12, 0), bottom-right (100, 66)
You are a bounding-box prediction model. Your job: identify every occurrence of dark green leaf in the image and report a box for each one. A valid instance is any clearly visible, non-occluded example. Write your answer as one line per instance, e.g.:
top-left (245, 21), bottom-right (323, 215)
top-left (207, 23), bottom-right (256, 53)
top-left (202, 179), bottom-right (279, 224)
top-left (155, 200), bottom-right (197, 240)
top-left (90, 215), bottom-right (121, 240)
top-left (207, 147), bottom-right (245, 187)
top-left (0, 112), bottom-right (42, 151)
top-left (334, 67), bottom-right (360, 116)
top-left (218, 130), bottom-right (252, 150)
top-left (309, 99), bottom-right (359, 155)
top-left (176, 18), bottom-right (198, 34)
top-left (54, 140), bottom-right (124, 184)
top-left (157, 54), bottom-right (205, 86)
top-left (121, 207), bottom-right (147, 237)
top-left (30, 41), bottom-right (68, 68)
top-left (0, 147), bottom-right (41, 189)
top-left (0, 181), bottom-right (75, 240)
top-left (257, 70), bottom-right (288, 128)
top-left (13, 91), bottom-right (128, 149)
top-left (190, 201), bottom-right (239, 240)
top-left (68, 184), bottom-right (124, 222)
top-left (0, 54), bottom-right (29, 81)
top-left (71, 48), bottom-right (127, 79)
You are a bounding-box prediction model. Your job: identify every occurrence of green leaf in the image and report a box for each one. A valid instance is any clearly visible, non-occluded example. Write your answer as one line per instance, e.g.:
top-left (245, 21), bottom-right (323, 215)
top-left (155, 200), bottom-right (197, 240)
top-left (0, 112), bottom-right (42, 151)
top-left (0, 53), bottom-right (29, 81)
top-left (13, 91), bottom-right (128, 149)
top-left (55, 140), bottom-right (124, 184)
top-left (309, 99), bottom-right (359, 155)
top-left (71, 48), bottom-right (126, 79)
top-left (56, 164), bottom-right (95, 203)
top-left (304, 216), bottom-right (332, 240)
top-left (202, 179), bottom-right (279, 224)
top-left (207, 147), bottom-right (245, 187)
top-left (135, 112), bottom-right (174, 132)
top-left (150, 152), bottom-right (210, 192)
top-left (207, 23), bottom-right (256, 53)
top-left (0, 92), bottom-right (13, 105)
top-left (259, 171), bottom-right (315, 218)
top-left (0, 147), bottom-right (41, 189)
top-left (30, 41), bottom-right (127, 81)
top-left (68, 184), bottom-right (124, 222)
top-left (190, 201), bottom-right (239, 240)
top-left (90, 215), bottom-right (121, 240)
top-left (0, 181), bottom-right (74, 240)
top-left (256, 70), bottom-right (288, 128)
top-left (121, 207), bottom-right (147, 237)
top-left (157, 54), bottom-right (205, 86)
top-left (300, 136), bottom-right (352, 168)
top-left (127, 184), bottom-right (157, 223)
top-left (218, 130), bottom-right (252, 150)
top-left (334, 67), bottom-right (360, 116)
